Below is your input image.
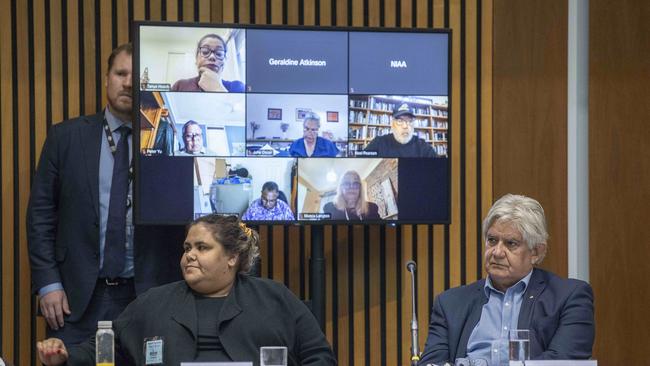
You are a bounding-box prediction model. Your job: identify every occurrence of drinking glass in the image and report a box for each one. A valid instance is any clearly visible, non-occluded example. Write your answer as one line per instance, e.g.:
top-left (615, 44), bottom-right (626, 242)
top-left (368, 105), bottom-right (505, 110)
top-left (508, 329), bottom-right (530, 362)
top-left (260, 346), bottom-right (288, 366)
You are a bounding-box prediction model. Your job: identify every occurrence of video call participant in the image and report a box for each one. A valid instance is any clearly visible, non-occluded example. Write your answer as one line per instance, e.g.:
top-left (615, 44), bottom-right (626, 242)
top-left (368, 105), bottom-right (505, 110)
top-left (419, 194), bottom-right (595, 365)
top-left (364, 103), bottom-right (438, 158)
top-left (171, 33), bottom-right (245, 93)
top-left (323, 171), bottom-right (380, 221)
top-left (37, 215), bottom-right (336, 366)
top-left (176, 120), bottom-right (216, 156)
top-left (27, 44), bottom-right (182, 346)
top-left (289, 112), bottom-right (339, 157)
top-left (242, 181), bottom-right (295, 221)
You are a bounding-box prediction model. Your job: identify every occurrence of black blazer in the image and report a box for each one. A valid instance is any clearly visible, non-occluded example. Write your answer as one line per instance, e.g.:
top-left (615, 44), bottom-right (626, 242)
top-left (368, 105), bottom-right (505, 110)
top-left (419, 268), bottom-right (595, 365)
top-left (27, 113), bottom-right (183, 322)
top-left (67, 275), bottom-right (337, 366)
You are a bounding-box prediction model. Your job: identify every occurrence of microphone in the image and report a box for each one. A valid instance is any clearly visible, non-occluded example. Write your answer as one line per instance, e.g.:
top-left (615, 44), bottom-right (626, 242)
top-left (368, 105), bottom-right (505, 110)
top-left (406, 260), bottom-right (419, 366)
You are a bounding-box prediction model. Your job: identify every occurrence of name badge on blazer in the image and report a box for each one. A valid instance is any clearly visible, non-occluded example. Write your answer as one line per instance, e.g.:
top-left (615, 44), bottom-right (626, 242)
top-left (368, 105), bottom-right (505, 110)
top-left (143, 336), bottom-right (164, 365)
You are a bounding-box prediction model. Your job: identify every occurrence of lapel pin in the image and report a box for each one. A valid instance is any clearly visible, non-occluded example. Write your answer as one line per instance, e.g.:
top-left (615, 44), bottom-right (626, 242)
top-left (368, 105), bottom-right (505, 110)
top-left (529, 295), bottom-right (534, 299)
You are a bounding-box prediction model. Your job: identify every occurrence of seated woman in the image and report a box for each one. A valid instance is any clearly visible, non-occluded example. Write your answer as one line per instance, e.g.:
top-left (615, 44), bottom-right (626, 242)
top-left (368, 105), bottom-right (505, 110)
top-left (37, 215), bottom-right (336, 366)
top-left (323, 170), bottom-right (380, 221)
top-left (288, 112), bottom-right (339, 157)
top-left (172, 33), bottom-right (245, 93)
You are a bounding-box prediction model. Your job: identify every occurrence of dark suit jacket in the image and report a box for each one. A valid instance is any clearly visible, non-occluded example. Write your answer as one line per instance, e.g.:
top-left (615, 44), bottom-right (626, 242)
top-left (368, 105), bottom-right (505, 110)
top-left (27, 113), bottom-right (183, 322)
top-left (67, 275), bottom-right (337, 366)
top-left (419, 268), bottom-right (594, 365)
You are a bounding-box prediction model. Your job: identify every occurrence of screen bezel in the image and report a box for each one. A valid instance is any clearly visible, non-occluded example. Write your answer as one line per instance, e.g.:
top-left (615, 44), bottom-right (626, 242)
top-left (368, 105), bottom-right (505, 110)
top-left (132, 21), bottom-right (452, 226)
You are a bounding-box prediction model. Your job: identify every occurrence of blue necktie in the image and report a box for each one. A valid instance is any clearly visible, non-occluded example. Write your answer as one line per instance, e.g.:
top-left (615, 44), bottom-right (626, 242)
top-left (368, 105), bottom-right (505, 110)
top-left (101, 125), bottom-right (131, 278)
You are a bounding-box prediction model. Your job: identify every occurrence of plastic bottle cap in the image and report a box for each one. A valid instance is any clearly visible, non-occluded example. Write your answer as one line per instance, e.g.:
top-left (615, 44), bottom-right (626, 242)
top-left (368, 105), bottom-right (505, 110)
top-left (98, 320), bottom-right (113, 328)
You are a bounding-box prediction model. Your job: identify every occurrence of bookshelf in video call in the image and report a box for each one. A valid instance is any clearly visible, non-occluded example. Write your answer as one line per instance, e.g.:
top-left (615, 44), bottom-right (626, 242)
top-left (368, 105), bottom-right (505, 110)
top-left (348, 95), bottom-right (449, 157)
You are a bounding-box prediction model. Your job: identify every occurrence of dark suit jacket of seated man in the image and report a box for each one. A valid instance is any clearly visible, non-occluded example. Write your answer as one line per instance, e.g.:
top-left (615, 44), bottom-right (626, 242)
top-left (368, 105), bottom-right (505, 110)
top-left (419, 194), bottom-right (594, 365)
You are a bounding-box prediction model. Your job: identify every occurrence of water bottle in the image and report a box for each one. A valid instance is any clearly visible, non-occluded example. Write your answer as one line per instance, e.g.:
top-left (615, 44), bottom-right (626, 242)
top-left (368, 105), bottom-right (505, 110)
top-left (96, 320), bottom-right (115, 366)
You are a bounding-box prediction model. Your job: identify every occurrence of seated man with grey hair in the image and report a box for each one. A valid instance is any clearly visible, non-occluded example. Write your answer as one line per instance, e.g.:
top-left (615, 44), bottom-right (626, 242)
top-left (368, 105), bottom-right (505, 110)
top-left (288, 112), bottom-right (339, 157)
top-left (419, 194), bottom-right (594, 366)
top-left (176, 120), bottom-right (216, 156)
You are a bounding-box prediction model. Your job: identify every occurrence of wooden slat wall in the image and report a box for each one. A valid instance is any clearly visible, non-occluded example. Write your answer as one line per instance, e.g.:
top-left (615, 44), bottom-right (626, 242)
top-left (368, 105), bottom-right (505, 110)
top-left (590, 1), bottom-right (650, 364)
top-left (0, 0), bottom-right (493, 364)
top-left (492, 0), bottom-right (568, 277)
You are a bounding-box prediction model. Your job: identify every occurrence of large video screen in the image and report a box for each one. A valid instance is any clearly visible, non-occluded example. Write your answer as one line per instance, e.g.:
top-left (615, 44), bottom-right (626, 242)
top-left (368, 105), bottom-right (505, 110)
top-left (134, 23), bottom-right (450, 224)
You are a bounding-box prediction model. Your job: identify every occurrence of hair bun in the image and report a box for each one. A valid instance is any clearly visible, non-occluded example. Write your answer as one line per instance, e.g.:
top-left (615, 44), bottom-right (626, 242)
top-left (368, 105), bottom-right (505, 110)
top-left (239, 222), bottom-right (253, 239)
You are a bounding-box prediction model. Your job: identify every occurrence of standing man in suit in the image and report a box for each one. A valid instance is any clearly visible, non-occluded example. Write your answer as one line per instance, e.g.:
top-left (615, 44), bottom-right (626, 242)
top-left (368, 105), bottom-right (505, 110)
top-left (27, 43), bottom-right (182, 346)
top-left (419, 194), bottom-right (594, 365)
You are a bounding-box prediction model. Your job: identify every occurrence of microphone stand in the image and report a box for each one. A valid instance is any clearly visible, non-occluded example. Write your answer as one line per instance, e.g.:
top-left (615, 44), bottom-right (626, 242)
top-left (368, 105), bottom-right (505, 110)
top-left (407, 261), bottom-right (420, 366)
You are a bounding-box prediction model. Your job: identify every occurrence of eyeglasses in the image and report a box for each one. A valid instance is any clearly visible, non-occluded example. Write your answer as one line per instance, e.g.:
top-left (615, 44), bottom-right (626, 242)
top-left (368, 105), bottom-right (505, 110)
top-left (184, 133), bottom-right (202, 140)
top-left (394, 118), bottom-right (415, 126)
top-left (304, 127), bottom-right (319, 133)
top-left (198, 46), bottom-right (226, 60)
top-left (341, 182), bottom-right (361, 190)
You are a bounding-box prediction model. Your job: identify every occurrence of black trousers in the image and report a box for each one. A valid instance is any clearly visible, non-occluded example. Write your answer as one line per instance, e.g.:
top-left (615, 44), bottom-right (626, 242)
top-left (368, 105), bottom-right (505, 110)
top-left (46, 278), bottom-right (136, 346)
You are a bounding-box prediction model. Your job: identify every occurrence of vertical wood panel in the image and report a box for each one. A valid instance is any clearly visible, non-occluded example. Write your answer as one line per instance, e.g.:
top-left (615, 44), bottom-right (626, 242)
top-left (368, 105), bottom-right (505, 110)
top-left (33, 0), bottom-right (47, 160)
top-left (464, 0), bottom-right (478, 284)
top-left (448, 0), bottom-right (461, 288)
top-left (399, 226), bottom-right (413, 365)
top-left (255, 0), bottom-right (267, 24)
top-left (335, 226), bottom-right (349, 365)
top-left (150, 0), bottom-right (162, 20)
top-left (238, 0), bottom-right (251, 24)
top-left (100, 0), bottom-right (112, 105)
top-left (352, 226), bottom-right (364, 366)
top-left (335, 0), bottom-right (347, 26)
top-left (83, 0), bottom-right (97, 114)
top-left (0, 0), bottom-right (14, 360)
top-left (272, 226), bottom-right (285, 282)
top-left (271, 0), bottom-right (283, 24)
top-left (590, 1), bottom-right (650, 364)
top-left (384, 0), bottom-right (396, 27)
top-left (319, 0), bottom-right (332, 26)
top-left (433, 0), bottom-right (444, 27)
top-left (416, 0), bottom-right (428, 28)
top-left (117, 0), bottom-right (130, 44)
top-left (351, 0), bottom-right (363, 26)
top-left (304, 0), bottom-right (316, 25)
top-left (368, 0), bottom-right (379, 26)
top-left (50, 0), bottom-right (64, 124)
top-left (287, 0), bottom-right (299, 25)
top-left (288, 226), bottom-right (301, 294)
top-left (134, 0), bottom-right (145, 20)
top-left (384, 225), bottom-right (398, 366)
top-left (166, 0), bottom-right (179, 20)
top-left (368, 226), bottom-right (380, 366)
top-left (183, 0), bottom-right (196, 20)
top-left (415, 225), bottom-right (429, 348)
top-left (16, 0), bottom-right (32, 362)
top-left (259, 225), bottom-right (269, 278)
top-left (324, 225), bottom-right (334, 343)
top-left (480, 0), bottom-right (492, 280)
top-left (432, 225), bottom-right (445, 295)
top-left (199, 0), bottom-right (212, 22)
top-left (66, 0), bottom-right (80, 118)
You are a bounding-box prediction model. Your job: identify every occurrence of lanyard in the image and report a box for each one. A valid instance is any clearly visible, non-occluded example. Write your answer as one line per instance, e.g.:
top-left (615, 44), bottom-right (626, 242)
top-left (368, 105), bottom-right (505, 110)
top-left (102, 118), bottom-right (134, 207)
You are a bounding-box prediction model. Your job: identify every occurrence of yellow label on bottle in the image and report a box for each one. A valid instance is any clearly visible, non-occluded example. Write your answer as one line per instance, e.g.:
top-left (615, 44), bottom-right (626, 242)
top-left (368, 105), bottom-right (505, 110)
top-left (96, 363), bottom-right (114, 366)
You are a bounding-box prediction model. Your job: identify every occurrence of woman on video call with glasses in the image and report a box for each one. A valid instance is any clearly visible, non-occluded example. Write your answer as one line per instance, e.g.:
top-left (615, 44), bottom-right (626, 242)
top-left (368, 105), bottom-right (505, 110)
top-left (323, 170), bottom-right (380, 221)
top-left (171, 33), bottom-right (245, 93)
